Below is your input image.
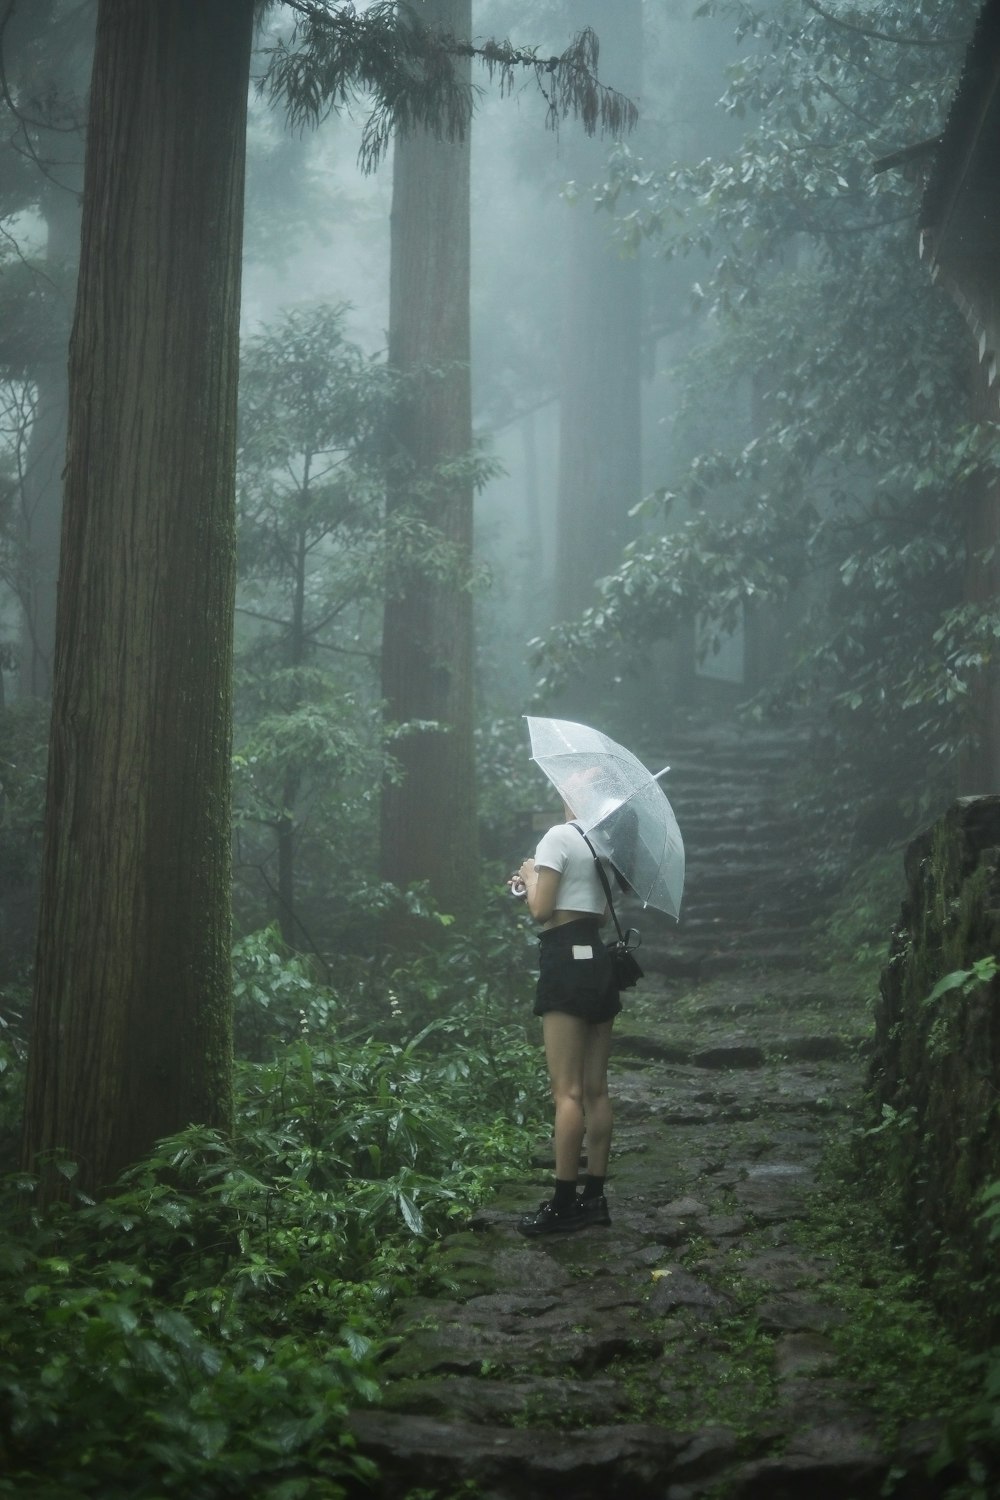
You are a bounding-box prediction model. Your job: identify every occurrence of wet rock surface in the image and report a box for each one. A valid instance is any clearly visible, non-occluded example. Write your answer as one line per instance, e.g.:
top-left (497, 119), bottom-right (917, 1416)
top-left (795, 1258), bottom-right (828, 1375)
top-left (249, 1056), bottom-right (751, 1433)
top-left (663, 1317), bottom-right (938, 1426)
top-left (346, 970), bottom-right (941, 1498)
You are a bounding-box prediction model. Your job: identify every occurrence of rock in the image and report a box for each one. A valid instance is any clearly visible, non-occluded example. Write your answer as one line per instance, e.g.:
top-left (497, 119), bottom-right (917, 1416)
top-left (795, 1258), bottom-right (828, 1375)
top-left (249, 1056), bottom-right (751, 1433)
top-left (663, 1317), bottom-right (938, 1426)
top-left (773, 1331), bottom-right (838, 1378)
top-left (671, 1427), bottom-right (745, 1480)
top-left (775, 1034), bottom-right (855, 1061)
top-left (697, 1213), bottom-right (748, 1239)
top-left (661, 1195), bottom-right (709, 1217)
top-left (648, 1265), bottom-right (727, 1315)
top-left (727, 1452), bottom-right (897, 1500)
top-left (616, 1034), bottom-right (694, 1065)
top-left (346, 1413), bottom-right (697, 1500)
top-left (741, 1248), bottom-right (830, 1290)
top-left (755, 1293), bottom-right (846, 1334)
top-left (866, 795), bottom-right (1000, 1332)
top-left (347, 946), bottom-right (947, 1500)
top-left (379, 1373), bottom-right (634, 1425)
top-left (734, 1165), bottom-right (814, 1224)
top-left (692, 1043), bottom-right (766, 1069)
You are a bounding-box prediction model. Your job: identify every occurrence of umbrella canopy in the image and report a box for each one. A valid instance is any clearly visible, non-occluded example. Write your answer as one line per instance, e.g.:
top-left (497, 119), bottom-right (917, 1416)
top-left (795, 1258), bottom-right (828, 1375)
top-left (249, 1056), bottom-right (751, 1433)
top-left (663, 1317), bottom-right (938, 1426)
top-left (525, 715), bottom-right (684, 917)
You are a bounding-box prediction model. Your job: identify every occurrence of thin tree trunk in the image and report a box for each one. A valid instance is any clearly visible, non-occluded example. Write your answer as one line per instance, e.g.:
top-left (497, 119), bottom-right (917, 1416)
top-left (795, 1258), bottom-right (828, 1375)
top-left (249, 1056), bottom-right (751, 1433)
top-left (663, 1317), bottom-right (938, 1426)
top-left (23, 0), bottom-right (253, 1195)
top-left (379, 0), bottom-right (478, 915)
top-left (554, 0), bottom-right (643, 626)
top-left (275, 487), bottom-right (310, 947)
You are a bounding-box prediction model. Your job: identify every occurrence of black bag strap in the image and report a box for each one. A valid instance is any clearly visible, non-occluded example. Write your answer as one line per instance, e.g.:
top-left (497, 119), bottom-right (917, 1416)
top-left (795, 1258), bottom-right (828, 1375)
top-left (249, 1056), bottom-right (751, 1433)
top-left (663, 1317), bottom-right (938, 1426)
top-left (573, 825), bottom-right (640, 952)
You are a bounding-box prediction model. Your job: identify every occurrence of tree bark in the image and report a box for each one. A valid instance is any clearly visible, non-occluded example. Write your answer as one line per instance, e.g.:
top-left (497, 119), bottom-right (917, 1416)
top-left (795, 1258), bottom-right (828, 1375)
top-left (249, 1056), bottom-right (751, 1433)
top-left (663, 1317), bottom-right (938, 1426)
top-left (554, 0), bottom-right (643, 626)
top-left (23, 0), bottom-right (253, 1195)
top-left (379, 0), bottom-right (478, 915)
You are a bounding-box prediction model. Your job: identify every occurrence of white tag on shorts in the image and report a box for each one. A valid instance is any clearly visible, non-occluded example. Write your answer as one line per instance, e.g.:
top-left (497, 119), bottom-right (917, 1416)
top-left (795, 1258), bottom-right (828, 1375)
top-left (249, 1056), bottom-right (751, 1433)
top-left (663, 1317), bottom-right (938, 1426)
top-left (572, 944), bottom-right (594, 960)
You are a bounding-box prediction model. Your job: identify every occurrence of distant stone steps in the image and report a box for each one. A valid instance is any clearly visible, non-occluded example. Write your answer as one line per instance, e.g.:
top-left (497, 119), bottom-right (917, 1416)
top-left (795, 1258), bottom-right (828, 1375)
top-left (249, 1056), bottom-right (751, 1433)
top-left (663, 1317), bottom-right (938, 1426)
top-left (630, 711), bottom-right (831, 978)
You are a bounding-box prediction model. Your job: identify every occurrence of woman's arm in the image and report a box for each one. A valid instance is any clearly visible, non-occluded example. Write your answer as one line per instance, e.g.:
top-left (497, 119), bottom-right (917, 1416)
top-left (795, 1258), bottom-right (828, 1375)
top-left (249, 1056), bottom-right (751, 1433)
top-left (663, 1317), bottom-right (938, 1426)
top-left (518, 858), bottom-right (561, 924)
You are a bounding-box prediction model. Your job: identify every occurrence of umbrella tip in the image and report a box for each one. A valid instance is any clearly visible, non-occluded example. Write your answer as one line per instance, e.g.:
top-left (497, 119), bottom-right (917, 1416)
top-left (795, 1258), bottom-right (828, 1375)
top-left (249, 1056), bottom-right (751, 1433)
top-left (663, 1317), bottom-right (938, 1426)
top-left (654, 765), bottom-right (670, 781)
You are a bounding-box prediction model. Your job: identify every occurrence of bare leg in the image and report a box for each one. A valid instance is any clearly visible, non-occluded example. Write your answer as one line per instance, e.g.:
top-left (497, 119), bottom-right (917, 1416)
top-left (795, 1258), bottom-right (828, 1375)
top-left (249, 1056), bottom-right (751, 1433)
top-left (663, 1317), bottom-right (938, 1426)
top-left (542, 1012), bottom-right (589, 1181)
top-left (581, 1019), bottom-right (615, 1178)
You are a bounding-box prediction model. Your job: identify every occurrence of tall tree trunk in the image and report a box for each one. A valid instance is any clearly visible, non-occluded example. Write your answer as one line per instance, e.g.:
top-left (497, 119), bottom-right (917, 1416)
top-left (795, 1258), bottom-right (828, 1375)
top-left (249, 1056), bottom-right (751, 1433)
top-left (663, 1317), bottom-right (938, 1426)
top-left (379, 0), bottom-right (478, 915)
top-left (23, 0), bottom-right (253, 1196)
top-left (554, 0), bottom-right (643, 626)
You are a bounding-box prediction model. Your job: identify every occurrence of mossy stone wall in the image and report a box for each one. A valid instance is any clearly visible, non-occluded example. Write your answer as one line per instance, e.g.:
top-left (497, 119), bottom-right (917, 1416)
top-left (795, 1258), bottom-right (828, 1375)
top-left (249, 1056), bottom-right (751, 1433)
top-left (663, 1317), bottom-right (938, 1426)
top-left (867, 796), bottom-right (1000, 1334)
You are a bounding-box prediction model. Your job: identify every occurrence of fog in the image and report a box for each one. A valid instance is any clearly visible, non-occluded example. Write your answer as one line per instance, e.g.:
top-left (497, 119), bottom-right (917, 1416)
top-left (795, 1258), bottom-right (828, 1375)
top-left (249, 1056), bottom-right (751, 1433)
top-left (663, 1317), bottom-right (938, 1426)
top-left (4, 11), bottom-right (998, 1485)
top-left (0, 0), bottom-right (988, 963)
top-left (237, 1), bottom-right (742, 721)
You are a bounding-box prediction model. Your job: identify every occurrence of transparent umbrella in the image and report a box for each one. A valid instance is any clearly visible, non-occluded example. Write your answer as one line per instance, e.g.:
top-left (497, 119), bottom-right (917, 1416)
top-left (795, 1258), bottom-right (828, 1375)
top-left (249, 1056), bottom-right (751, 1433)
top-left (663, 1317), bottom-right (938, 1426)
top-left (525, 715), bottom-right (684, 917)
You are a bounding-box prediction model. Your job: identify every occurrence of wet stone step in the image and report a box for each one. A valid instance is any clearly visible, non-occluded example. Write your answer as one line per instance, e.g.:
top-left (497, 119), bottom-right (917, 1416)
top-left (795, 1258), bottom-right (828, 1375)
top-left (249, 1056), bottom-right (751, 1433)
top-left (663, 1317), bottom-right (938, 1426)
top-left (346, 725), bottom-right (932, 1499)
top-left (691, 1042), bottom-right (766, 1069)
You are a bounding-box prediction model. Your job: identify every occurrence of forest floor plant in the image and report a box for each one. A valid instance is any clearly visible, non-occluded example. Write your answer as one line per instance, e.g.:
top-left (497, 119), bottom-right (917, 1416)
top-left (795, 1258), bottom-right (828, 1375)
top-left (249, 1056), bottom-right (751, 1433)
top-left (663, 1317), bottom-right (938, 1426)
top-left (0, 924), bottom-right (549, 1497)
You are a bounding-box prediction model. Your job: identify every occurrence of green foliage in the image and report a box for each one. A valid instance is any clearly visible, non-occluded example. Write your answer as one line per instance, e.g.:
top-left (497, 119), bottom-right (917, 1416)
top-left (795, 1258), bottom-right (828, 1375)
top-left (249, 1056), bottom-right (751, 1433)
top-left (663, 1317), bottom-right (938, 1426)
top-left (231, 300), bottom-right (504, 949)
top-left (803, 1146), bottom-right (980, 1455)
top-left (814, 848), bottom-right (905, 973)
top-left (0, 983), bottom-right (28, 1168)
top-left (532, 0), bottom-right (987, 839)
top-left (0, 698), bottom-right (49, 984)
top-left (0, 933), bottom-right (547, 1497)
top-left (0, 1242), bottom-right (377, 1498)
top-left (922, 1174), bottom-right (1000, 1496)
top-left (475, 713), bottom-right (558, 868)
top-left (924, 956), bottom-right (1000, 1006)
top-left (264, 8), bottom-right (636, 172)
top-left (232, 303), bottom-right (396, 943)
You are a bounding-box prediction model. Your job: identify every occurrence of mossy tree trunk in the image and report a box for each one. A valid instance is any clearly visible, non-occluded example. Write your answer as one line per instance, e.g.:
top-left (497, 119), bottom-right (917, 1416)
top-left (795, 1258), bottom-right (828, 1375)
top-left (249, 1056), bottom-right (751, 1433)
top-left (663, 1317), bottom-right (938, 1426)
top-left (22, 0), bottom-right (254, 1196)
top-left (379, 0), bottom-right (478, 916)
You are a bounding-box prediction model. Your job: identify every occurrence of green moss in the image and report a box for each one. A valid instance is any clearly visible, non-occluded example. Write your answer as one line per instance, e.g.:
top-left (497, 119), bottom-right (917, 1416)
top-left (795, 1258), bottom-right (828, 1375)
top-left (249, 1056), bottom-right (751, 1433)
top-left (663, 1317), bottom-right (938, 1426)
top-left (863, 802), bottom-right (1000, 1339)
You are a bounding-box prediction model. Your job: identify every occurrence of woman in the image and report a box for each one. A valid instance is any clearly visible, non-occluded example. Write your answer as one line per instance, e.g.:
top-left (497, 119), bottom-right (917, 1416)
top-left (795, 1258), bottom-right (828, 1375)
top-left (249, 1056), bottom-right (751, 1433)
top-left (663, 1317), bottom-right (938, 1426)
top-left (511, 802), bottom-right (620, 1236)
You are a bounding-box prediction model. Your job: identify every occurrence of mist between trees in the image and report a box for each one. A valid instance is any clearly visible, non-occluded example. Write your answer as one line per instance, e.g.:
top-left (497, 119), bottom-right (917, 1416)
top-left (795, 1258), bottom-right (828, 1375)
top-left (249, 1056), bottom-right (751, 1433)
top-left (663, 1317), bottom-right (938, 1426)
top-left (0, 0), bottom-right (997, 1491)
top-left (0, 0), bottom-right (995, 1436)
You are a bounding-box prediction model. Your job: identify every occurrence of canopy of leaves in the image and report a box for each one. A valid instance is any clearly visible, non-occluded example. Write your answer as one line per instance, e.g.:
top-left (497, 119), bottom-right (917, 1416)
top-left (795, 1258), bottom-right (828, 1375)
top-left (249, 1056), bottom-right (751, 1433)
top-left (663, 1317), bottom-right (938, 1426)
top-left (263, 3), bottom-right (637, 169)
top-left (232, 303), bottom-right (499, 948)
top-left (533, 0), bottom-right (995, 837)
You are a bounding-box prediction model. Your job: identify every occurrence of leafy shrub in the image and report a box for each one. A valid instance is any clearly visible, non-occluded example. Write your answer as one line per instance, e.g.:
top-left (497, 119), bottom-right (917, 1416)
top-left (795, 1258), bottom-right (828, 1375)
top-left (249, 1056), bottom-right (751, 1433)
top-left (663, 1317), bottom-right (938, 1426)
top-left (0, 984), bottom-right (28, 1164)
top-left (0, 699), bottom-right (48, 984)
top-left (813, 847), bottom-right (905, 974)
top-left (0, 934), bottom-right (548, 1496)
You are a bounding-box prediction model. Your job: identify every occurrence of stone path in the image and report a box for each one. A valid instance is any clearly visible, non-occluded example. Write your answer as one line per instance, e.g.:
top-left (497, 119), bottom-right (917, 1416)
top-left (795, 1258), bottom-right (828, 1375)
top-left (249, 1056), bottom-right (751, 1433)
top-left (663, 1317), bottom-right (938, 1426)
top-left (347, 966), bottom-right (942, 1499)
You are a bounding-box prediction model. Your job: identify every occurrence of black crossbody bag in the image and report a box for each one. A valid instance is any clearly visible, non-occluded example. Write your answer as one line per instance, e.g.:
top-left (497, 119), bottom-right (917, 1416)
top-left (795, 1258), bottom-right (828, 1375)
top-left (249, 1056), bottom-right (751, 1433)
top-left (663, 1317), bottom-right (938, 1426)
top-left (574, 826), bottom-right (644, 990)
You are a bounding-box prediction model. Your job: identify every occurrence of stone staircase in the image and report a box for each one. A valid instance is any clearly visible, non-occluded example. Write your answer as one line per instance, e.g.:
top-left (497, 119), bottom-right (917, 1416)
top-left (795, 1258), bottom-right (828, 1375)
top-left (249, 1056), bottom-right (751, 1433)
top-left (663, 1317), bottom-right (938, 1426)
top-left (623, 711), bottom-right (834, 979)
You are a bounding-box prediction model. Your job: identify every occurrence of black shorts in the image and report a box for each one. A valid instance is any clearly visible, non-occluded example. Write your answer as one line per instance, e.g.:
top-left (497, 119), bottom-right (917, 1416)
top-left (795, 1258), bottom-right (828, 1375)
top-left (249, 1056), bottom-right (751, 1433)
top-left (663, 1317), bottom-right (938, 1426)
top-left (533, 917), bottom-right (622, 1023)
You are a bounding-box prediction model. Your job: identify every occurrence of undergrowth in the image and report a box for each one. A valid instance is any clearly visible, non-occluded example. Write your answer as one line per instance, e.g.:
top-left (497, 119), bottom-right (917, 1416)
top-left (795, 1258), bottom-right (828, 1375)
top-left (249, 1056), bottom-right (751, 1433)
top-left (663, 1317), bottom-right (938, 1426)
top-left (805, 1140), bottom-right (1000, 1497)
top-left (0, 922), bottom-right (547, 1498)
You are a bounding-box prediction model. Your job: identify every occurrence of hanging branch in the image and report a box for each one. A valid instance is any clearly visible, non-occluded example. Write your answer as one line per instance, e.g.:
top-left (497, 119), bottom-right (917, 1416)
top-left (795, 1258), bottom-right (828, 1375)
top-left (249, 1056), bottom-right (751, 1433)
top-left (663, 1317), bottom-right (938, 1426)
top-left (802, 0), bottom-right (968, 50)
top-left (265, 1), bottom-right (637, 172)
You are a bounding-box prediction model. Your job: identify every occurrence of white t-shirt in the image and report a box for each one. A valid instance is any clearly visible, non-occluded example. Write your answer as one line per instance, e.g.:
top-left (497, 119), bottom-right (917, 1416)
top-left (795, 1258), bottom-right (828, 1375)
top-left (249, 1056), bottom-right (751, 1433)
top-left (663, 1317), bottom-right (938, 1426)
top-left (533, 822), bottom-right (608, 915)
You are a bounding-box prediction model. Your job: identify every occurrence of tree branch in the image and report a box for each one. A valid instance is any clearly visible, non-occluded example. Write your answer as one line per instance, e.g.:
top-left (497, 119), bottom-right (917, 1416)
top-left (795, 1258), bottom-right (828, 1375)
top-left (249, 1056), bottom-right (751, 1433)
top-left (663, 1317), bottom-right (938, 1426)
top-left (266, 3), bottom-right (637, 171)
top-left (803, 0), bottom-right (968, 50)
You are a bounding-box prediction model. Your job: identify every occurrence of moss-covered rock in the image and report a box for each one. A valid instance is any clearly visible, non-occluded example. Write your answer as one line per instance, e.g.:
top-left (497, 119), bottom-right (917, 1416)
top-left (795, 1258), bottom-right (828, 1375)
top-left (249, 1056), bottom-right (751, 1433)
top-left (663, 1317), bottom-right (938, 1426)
top-left (865, 795), bottom-right (1000, 1336)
